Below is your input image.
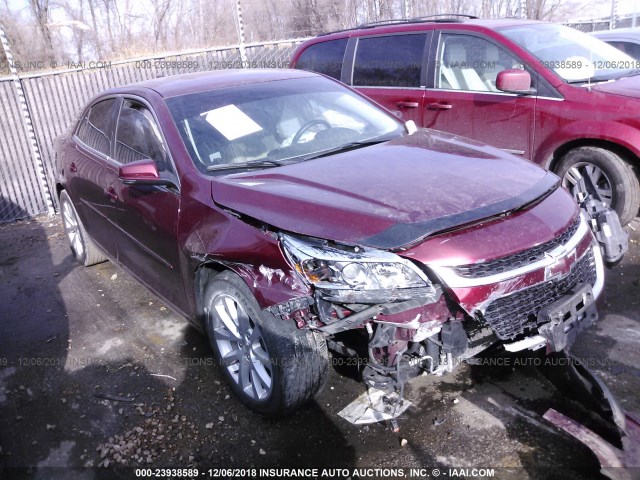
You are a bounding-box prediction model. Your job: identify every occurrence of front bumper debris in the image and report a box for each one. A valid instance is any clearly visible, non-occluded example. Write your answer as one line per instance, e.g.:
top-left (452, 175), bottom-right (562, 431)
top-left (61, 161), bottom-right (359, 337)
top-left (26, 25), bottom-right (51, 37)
top-left (576, 173), bottom-right (629, 266)
top-left (544, 409), bottom-right (640, 479)
top-left (540, 352), bottom-right (640, 478)
top-left (537, 283), bottom-right (597, 352)
top-left (337, 388), bottom-right (412, 425)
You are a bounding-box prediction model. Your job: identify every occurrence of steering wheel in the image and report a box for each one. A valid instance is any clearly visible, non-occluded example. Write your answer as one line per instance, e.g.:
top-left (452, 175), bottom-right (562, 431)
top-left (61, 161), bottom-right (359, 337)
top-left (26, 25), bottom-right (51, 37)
top-left (292, 119), bottom-right (331, 144)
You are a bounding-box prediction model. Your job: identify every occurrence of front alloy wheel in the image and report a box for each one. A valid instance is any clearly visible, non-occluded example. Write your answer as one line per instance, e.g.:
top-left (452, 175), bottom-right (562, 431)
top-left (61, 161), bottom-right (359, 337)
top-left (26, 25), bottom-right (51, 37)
top-left (204, 271), bottom-right (328, 417)
top-left (210, 294), bottom-right (273, 401)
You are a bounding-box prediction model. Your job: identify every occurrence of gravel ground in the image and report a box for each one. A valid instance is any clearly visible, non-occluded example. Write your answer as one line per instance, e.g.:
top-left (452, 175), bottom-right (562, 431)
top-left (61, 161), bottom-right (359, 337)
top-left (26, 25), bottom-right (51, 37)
top-left (0, 215), bottom-right (638, 480)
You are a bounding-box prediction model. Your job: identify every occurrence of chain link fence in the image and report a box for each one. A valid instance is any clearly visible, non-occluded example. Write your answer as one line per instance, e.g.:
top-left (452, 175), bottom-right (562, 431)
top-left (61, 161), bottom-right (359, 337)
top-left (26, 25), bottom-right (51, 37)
top-left (0, 38), bottom-right (307, 223)
top-left (3, 10), bottom-right (640, 224)
top-left (567, 13), bottom-right (639, 33)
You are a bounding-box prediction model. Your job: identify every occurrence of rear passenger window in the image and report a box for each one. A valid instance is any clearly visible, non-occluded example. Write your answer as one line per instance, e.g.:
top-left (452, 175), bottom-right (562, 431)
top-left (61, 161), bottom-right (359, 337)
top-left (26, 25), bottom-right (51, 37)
top-left (353, 34), bottom-right (426, 88)
top-left (76, 98), bottom-right (118, 156)
top-left (295, 39), bottom-right (347, 80)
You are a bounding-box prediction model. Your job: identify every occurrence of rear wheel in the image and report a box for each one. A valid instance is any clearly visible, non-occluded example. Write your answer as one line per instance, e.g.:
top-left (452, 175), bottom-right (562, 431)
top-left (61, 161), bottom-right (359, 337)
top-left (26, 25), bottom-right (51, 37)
top-left (204, 271), bottom-right (328, 417)
top-left (59, 190), bottom-right (107, 266)
top-left (556, 146), bottom-right (640, 226)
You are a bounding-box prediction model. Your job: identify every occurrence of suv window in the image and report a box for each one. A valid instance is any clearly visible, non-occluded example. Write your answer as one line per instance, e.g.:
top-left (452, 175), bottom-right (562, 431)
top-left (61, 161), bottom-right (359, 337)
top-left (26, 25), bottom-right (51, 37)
top-left (437, 33), bottom-right (523, 92)
top-left (295, 39), bottom-right (347, 81)
top-left (76, 98), bottom-right (118, 156)
top-left (607, 41), bottom-right (640, 60)
top-left (115, 99), bottom-right (173, 175)
top-left (353, 34), bottom-right (426, 88)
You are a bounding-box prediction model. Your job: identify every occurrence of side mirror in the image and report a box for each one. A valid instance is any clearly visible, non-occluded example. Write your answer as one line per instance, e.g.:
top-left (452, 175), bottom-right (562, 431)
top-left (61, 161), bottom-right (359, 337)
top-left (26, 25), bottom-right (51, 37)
top-left (118, 159), bottom-right (174, 187)
top-left (496, 69), bottom-right (533, 95)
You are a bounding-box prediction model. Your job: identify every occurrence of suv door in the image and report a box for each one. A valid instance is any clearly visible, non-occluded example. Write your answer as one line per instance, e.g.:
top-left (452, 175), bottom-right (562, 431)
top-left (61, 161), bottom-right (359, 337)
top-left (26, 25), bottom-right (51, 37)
top-left (349, 33), bottom-right (430, 124)
top-left (69, 97), bottom-right (121, 258)
top-left (111, 98), bottom-right (185, 310)
top-left (424, 31), bottom-right (534, 159)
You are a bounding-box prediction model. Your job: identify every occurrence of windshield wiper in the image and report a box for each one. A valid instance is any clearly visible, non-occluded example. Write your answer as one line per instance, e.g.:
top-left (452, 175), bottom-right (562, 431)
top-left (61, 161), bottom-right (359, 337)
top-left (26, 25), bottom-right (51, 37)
top-left (301, 139), bottom-right (389, 161)
top-left (206, 159), bottom-right (286, 172)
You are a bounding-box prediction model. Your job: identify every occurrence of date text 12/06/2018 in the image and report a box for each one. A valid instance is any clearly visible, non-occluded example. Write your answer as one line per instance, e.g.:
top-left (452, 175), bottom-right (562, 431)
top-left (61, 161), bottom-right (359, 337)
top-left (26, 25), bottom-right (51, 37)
top-left (134, 467), bottom-right (496, 478)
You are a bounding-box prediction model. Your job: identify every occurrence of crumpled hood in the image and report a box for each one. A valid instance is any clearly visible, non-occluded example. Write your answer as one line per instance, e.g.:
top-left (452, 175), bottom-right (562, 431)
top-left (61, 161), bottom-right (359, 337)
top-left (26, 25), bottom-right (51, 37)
top-left (592, 74), bottom-right (640, 98)
top-left (211, 130), bottom-right (558, 249)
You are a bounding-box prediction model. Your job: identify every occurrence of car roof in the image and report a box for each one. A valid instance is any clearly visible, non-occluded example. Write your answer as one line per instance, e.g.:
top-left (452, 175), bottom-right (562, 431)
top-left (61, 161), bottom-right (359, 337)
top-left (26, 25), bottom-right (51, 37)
top-left (312, 17), bottom-right (544, 40)
top-left (592, 27), bottom-right (640, 40)
top-left (104, 68), bottom-right (319, 98)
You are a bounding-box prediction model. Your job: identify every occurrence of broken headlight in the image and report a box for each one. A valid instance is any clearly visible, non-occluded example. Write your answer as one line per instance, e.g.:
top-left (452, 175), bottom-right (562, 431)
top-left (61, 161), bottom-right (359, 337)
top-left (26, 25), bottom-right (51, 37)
top-left (281, 234), bottom-right (435, 303)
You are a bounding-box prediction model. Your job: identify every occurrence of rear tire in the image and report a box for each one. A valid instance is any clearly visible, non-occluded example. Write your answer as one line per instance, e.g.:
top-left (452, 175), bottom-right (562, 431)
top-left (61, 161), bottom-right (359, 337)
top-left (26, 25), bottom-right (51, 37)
top-left (556, 146), bottom-right (640, 226)
top-left (204, 271), bottom-right (328, 417)
top-left (59, 190), bottom-right (107, 266)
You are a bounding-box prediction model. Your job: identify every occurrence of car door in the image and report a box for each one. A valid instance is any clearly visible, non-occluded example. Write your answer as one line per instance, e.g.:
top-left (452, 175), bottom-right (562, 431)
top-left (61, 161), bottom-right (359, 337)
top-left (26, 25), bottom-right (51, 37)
top-left (68, 97), bottom-right (121, 258)
top-left (348, 32), bottom-right (430, 124)
top-left (110, 97), bottom-right (184, 309)
top-left (424, 31), bottom-right (534, 159)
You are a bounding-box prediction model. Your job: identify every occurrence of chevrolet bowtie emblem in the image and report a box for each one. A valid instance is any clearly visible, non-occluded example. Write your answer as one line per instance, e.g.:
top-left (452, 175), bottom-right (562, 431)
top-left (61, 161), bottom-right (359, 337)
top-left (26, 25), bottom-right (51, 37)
top-left (544, 248), bottom-right (577, 281)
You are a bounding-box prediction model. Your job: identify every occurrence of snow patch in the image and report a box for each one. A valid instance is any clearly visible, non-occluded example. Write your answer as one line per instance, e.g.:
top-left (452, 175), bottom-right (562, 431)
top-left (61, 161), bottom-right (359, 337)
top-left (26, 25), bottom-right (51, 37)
top-left (157, 318), bottom-right (185, 341)
top-left (36, 440), bottom-right (75, 468)
top-left (97, 338), bottom-right (124, 355)
top-left (0, 367), bottom-right (16, 403)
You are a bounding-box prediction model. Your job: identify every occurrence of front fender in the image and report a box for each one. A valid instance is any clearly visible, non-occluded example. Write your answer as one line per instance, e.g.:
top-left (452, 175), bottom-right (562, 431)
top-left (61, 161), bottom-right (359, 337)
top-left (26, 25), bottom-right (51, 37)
top-left (536, 120), bottom-right (640, 169)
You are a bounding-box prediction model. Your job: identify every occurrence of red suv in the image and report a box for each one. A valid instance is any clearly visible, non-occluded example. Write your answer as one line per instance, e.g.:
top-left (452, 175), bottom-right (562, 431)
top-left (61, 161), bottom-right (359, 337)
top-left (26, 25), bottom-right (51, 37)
top-left (291, 16), bottom-right (640, 225)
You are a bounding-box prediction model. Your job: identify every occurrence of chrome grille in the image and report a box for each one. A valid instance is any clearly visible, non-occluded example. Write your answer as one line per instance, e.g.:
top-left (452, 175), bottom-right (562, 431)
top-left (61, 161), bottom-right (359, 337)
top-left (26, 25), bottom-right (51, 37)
top-left (477, 248), bottom-right (597, 340)
top-left (455, 216), bottom-right (581, 278)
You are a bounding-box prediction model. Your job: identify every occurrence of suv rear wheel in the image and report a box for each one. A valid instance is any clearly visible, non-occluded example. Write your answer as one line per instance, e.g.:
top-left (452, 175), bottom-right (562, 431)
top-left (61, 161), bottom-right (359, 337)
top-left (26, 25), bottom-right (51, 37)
top-left (557, 146), bottom-right (640, 226)
top-left (203, 271), bottom-right (328, 416)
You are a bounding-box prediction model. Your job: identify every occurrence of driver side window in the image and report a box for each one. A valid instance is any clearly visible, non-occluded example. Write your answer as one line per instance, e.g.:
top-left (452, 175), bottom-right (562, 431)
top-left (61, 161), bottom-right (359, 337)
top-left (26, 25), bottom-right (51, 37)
top-left (437, 34), bottom-right (523, 92)
top-left (115, 99), bottom-right (174, 176)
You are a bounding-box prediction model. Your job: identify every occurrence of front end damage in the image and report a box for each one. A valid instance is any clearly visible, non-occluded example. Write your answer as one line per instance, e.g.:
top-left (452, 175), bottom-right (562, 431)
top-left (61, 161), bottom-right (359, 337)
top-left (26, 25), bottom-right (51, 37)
top-left (273, 211), bottom-right (610, 398)
top-left (202, 159), bottom-right (630, 469)
top-left (252, 197), bottom-right (633, 471)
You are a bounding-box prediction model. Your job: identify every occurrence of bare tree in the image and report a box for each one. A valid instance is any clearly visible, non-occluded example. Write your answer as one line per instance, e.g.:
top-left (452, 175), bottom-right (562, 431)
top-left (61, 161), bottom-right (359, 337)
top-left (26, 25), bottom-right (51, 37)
top-left (86, 0), bottom-right (102, 57)
top-left (153, 0), bottom-right (172, 50)
top-left (28, 0), bottom-right (53, 58)
top-left (0, 0), bottom-right (588, 74)
top-left (526, 0), bottom-right (565, 20)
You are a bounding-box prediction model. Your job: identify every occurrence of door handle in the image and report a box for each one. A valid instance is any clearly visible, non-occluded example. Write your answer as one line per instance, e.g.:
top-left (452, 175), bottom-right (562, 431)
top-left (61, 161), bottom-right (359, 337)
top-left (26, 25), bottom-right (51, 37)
top-left (396, 101), bottom-right (419, 108)
top-left (69, 162), bottom-right (77, 173)
top-left (427, 103), bottom-right (453, 110)
top-left (105, 187), bottom-right (118, 202)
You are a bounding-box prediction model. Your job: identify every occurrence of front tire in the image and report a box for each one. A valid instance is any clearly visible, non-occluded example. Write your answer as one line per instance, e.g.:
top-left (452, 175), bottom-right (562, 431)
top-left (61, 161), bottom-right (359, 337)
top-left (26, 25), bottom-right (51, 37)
top-left (59, 190), bottom-right (107, 266)
top-left (556, 146), bottom-right (640, 226)
top-left (204, 271), bottom-right (328, 417)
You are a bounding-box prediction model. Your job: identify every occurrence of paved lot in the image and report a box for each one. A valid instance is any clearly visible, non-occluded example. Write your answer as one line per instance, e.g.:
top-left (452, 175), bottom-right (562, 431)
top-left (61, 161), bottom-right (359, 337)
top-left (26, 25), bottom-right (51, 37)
top-left (0, 215), bottom-right (639, 479)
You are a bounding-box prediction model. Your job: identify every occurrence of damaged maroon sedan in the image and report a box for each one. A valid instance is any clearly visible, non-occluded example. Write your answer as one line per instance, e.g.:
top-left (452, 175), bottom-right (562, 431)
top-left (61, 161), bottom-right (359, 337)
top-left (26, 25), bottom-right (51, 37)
top-left (55, 69), bottom-right (628, 419)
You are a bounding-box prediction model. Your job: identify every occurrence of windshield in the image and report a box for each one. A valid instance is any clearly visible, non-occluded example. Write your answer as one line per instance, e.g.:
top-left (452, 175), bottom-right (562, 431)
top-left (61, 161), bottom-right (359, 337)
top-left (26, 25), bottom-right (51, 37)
top-left (499, 23), bottom-right (637, 83)
top-left (166, 76), bottom-right (404, 173)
